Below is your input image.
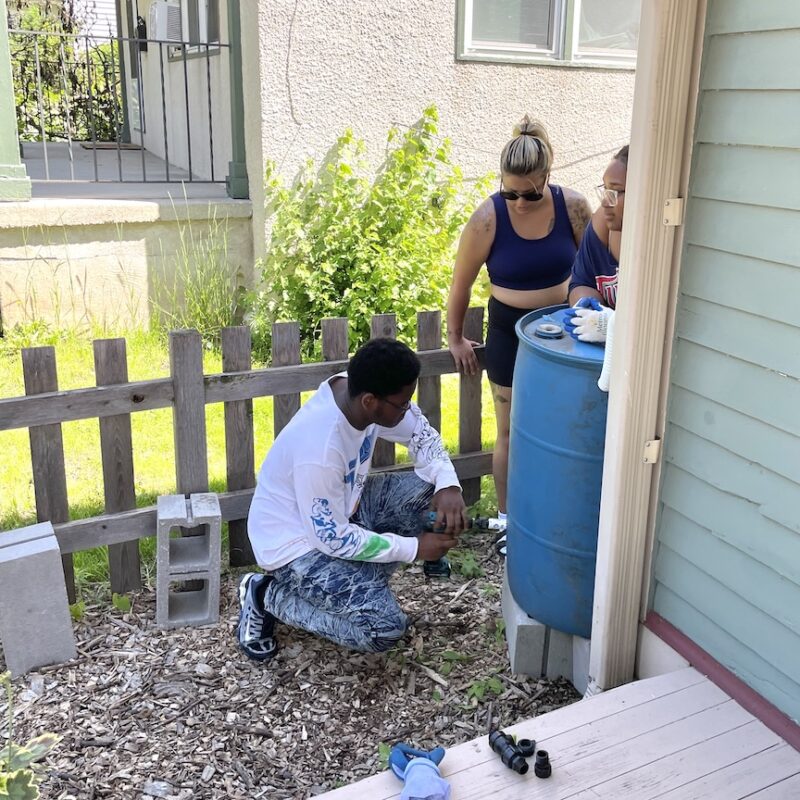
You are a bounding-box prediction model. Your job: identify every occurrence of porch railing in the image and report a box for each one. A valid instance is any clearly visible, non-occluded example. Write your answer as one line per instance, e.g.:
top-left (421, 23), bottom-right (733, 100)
top-left (0, 309), bottom-right (489, 604)
top-left (9, 28), bottom-right (230, 184)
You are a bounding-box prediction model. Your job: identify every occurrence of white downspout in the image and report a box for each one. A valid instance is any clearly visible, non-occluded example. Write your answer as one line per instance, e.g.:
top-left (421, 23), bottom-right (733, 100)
top-left (587, 0), bottom-right (705, 695)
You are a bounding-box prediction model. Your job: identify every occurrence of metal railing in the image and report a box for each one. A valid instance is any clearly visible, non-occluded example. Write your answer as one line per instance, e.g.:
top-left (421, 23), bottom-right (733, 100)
top-left (9, 28), bottom-right (230, 184)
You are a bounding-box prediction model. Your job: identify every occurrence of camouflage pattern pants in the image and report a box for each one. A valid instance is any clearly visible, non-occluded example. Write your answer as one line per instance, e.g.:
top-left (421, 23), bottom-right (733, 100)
top-left (263, 472), bottom-right (433, 652)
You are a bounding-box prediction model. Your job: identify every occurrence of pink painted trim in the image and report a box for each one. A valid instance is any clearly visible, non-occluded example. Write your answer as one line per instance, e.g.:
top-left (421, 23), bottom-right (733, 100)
top-left (645, 612), bottom-right (800, 752)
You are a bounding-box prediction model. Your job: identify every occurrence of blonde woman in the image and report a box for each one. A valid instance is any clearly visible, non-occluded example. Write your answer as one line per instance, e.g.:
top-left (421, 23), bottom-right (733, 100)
top-left (447, 117), bottom-right (591, 554)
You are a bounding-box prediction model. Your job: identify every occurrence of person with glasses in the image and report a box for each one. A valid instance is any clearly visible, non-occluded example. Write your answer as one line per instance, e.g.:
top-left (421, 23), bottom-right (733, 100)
top-left (566, 146), bottom-right (629, 343)
top-left (446, 116), bottom-right (591, 554)
top-left (237, 338), bottom-right (468, 662)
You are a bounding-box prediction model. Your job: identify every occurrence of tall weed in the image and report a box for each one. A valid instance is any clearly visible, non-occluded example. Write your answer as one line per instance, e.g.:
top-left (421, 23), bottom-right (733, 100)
top-left (153, 205), bottom-right (246, 347)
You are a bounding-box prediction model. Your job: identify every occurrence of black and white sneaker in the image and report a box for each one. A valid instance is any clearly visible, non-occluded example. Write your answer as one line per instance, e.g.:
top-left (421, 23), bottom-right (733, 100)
top-left (236, 573), bottom-right (278, 662)
top-left (494, 532), bottom-right (507, 558)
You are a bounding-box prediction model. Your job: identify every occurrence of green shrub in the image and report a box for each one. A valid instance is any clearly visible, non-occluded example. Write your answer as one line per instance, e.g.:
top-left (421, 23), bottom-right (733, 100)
top-left (250, 106), bottom-right (491, 359)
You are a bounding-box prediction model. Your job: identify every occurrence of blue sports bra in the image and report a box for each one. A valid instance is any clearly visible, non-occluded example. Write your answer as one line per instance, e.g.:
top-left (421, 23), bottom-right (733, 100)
top-left (486, 185), bottom-right (577, 291)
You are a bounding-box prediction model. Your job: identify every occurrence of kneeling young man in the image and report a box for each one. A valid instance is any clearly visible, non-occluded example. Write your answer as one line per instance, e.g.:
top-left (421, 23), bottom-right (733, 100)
top-left (238, 338), bottom-right (468, 661)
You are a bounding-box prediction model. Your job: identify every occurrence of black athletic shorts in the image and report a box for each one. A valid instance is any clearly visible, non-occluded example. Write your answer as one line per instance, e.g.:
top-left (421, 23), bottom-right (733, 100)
top-left (485, 296), bottom-right (535, 388)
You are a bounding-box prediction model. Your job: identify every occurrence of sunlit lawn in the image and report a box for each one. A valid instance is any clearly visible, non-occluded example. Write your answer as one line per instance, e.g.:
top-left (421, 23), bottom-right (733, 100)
top-left (0, 329), bottom-right (497, 592)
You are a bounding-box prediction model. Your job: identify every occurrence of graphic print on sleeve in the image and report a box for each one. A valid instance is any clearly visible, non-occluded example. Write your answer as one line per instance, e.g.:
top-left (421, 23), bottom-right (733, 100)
top-left (311, 497), bottom-right (355, 553)
top-left (408, 417), bottom-right (449, 464)
top-left (309, 496), bottom-right (390, 560)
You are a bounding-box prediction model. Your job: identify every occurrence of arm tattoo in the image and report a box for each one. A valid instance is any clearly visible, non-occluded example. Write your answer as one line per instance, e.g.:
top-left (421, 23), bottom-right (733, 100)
top-left (567, 195), bottom-right (591, 244)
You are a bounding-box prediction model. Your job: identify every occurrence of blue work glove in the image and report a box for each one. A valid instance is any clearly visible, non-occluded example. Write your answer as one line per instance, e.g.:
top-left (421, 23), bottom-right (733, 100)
top-left (564, 297), bottom-right (601, 336)
top-left (400, 759), bottom-right (451, 800)
top-left (389, 743), bottom-right (446, 779)
top-left (390, 744), bottom-right (450, 800)
top-left (565, 297), bottom-right (612, 343)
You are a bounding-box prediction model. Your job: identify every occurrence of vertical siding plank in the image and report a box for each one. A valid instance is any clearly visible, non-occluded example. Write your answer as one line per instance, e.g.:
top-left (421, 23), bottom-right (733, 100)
top-left (370, 314), bottom-right (397, 467)
top-left (271, 322), bottom-right (302, 436)
top-left (21, 347), bottom-right (75, 603)
top-left (169, 330), bottom-right (209, 495)
top-left (416, 310), bottom-right (442, 433)
top-left (94, 338), bottom-right (141, 593)
top-left (222, 326), bottom-right (255, 566)
top-left (459, 307), bottom-right (484, 505)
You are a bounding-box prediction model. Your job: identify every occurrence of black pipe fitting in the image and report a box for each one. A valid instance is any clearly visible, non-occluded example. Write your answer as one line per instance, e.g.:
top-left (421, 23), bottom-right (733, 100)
top-left (516, 738), bottom-right (536, 758)
top-left (488, 730), bottom-right (529, 774)
top-left (534, 749), bottom-right (552, 778)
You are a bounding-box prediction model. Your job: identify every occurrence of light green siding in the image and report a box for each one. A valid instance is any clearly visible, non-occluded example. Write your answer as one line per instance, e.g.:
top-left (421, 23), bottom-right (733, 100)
top-left (651, 0), bottom-right (800, 722)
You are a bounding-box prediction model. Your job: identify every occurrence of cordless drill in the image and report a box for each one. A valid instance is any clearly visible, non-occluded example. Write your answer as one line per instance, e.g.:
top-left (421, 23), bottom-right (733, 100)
top-left (421, 511), bottom-right (457, 579)
top-left (420, 512), bottom-right (505, 578)
top-left (423, 511), bottom-right (506, 532)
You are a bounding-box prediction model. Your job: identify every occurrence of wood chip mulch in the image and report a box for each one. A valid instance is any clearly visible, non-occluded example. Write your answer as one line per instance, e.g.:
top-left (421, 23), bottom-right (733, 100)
top-left (1, 532), bottom-right (579, 799)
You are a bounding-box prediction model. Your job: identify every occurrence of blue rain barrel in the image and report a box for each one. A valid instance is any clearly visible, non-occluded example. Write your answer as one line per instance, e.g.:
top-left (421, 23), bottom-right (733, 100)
top-left (506, 304), bottom-right (608, 638)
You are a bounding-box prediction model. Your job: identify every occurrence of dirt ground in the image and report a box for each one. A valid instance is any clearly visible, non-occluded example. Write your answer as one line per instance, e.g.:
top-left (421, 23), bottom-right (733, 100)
top-left (1, 532), bottom-right (579, 799)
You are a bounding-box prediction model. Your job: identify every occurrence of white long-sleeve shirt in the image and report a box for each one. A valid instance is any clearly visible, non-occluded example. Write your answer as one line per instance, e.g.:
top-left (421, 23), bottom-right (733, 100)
top-left (247, 374), bottom-right (461, 570)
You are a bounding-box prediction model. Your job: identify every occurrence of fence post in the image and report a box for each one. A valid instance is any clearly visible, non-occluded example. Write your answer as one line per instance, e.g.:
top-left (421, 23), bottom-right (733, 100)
top-left (222, 326), bottom-right (255, 566)
top-left (21, 346), bottom-right (75, 602)
top-left (416, 310), bottom-right (442, 433)
top-left (370, 314), bottom-right (397, 467)
top-left (170, 330), bottom-right (209, 494)
top-left (271, 322), bottom-right (301, 437)
top-left (169, 330), bottom-right (209, 590)
top-left (321, 318), bottom-right (349, 363)
top-left (459, 307), bottom-right (484, 506)
top-left (94, 338), bottom-right (141, 593)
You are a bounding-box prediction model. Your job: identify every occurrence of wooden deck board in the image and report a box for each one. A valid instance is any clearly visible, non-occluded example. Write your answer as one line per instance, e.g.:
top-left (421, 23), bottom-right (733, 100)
top-left (745, 773), bottom-right (800, 798)
top-left (567, 719), bottom-right (780, 799)
top-left (654, 743), bottom-right (800, 799)
top-left (316, 669), bottom-right (800, 800)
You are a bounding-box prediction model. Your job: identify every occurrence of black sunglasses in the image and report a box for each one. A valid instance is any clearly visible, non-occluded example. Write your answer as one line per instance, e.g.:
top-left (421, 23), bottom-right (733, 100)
top-left (499, 181), bottom-right (544, 203)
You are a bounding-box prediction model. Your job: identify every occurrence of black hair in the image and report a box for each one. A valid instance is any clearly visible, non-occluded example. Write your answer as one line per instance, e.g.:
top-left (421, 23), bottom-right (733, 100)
top-left (614, 145), bottom-right (629, 166)
top-left (347, 338), bottom-right (420, 398)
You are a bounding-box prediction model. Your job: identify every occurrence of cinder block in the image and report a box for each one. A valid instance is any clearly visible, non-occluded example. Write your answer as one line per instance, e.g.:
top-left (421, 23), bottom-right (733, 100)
top-left (545, 626), bottom-right (573, 679)
top-left (0, 521), bottom-right (57, 549)
top-left (572, 635), bottom-right (591, 695)
top-left (156, 493), bottom-right (221, 628)
top-left (0, 523), bottom-right (76, 677)
top-left (501, 565), bottom-right (546, 676)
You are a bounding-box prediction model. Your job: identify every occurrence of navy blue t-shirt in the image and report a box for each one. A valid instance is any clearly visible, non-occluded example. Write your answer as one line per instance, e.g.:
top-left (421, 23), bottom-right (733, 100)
top-left (568, 222), bottom-right (619, 309)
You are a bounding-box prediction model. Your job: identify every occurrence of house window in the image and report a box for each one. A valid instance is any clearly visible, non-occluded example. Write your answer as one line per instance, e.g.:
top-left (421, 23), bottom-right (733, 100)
top-left (182, 0), bottom-right (219, 46)
top-left (458, 0), bottom-right (641, 67)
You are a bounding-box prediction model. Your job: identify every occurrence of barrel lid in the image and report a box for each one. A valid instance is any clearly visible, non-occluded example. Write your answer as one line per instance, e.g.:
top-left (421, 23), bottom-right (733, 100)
top-left (516, 304), bottom-right (605, 366)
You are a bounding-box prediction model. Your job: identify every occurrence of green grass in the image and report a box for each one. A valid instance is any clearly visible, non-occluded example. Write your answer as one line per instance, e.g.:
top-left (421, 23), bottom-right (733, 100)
top-left (0, 327), bottom-right (498, 595)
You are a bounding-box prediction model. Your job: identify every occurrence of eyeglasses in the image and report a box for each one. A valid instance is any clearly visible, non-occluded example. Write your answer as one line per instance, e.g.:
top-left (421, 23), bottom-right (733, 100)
top-left (499, 180), bottom-right (544, 203)
top-left (380, 396), bottom-right (412, 413)
top-left (595, 185), bottom-right (625, 207)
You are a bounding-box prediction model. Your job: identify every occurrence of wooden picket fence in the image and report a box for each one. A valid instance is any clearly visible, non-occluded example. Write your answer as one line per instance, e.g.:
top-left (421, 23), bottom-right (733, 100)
top-left (0, 308), bottom-right (490, 603)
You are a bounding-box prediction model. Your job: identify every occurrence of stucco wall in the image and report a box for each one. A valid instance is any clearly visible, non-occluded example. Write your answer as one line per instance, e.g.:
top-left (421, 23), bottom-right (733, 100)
top-left (244, 0), bottom-right (636, 246)
top-left (0, 198), bottom-right (253, 330)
